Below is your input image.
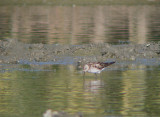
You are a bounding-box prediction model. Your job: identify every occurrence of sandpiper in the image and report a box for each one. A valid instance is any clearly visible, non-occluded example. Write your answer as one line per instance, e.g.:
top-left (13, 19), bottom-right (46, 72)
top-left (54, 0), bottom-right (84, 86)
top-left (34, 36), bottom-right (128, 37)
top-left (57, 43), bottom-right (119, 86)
top-left (83, 61), bottom-right (115, 76)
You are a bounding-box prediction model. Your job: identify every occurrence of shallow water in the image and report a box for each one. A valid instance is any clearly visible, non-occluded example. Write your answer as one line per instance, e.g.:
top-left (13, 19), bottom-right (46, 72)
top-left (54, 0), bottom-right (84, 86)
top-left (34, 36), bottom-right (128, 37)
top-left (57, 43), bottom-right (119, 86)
top-left (0, 5), bottom-right (160, 44)
top-left (0, 60), bottom-right (160, 117)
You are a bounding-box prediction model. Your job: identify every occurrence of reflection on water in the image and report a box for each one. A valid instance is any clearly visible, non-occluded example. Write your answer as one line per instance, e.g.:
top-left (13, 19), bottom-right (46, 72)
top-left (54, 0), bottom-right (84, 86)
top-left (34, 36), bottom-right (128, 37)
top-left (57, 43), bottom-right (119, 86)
top-left (0, 64), bottom-right (160, 116)
top-left (0, 5), bottom-right (160, 44)
top-left (121, 66), bottom-right (146, 116)
top-left (83, 79), bottom-right (104, 94)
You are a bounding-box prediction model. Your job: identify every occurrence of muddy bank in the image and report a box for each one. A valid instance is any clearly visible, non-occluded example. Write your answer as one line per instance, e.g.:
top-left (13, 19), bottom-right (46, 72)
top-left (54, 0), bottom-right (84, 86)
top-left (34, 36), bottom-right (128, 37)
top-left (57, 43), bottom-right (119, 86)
top-left (0, 39), bottom-right (160, 64)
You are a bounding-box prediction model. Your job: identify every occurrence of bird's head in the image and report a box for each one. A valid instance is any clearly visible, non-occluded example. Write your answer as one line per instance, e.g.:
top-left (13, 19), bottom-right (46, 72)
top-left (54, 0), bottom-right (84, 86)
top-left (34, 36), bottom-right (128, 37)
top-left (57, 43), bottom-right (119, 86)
top-left (83, 64), bottom-right (89, 72)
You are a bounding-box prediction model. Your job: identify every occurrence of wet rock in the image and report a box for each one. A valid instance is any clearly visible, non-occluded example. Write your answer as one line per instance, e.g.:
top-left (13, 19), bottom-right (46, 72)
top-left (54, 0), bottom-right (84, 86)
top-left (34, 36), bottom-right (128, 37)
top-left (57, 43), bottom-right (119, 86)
top-left (43, 109), bottom-right (83, 117)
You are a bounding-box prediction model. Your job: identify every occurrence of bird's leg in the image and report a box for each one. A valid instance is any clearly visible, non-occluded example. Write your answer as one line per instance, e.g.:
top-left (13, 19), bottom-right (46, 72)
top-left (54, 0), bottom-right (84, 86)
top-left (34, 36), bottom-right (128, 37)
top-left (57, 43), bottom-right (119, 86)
top-left (94, 73), bottom-right (98, 79)
top-left (100, 74), bottom-right (103, 86)
top-left (83, 72), bottom-right (86, 90)
top-left (83, 72), bottom-right (85, 78)
top-left (100, 74), bottom-right (102, 80)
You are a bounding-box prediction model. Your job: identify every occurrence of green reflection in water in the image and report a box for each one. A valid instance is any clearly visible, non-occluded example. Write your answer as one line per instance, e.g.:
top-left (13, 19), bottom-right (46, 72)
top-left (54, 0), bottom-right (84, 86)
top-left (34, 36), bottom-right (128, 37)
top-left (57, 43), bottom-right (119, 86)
top-left (145, 66), bottom-right (160, 116)
top-left (0, 0), bottom-right (159, 5)
top-left (0, 70), bottom-right (49, 117)
top-left (0, 65), bottom-right (160, 116)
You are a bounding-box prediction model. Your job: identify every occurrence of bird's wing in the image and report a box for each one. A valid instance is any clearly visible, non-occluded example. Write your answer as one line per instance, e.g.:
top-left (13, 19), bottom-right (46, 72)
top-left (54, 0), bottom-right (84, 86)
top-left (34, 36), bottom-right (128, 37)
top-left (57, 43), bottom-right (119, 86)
top-left (104, 62), bottom-right (115, 67)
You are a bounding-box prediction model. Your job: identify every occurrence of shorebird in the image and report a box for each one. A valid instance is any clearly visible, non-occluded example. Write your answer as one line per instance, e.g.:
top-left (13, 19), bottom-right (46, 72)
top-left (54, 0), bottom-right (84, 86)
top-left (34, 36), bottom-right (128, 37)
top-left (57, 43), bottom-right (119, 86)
top-left (83, 61), bottom-right (115, 77)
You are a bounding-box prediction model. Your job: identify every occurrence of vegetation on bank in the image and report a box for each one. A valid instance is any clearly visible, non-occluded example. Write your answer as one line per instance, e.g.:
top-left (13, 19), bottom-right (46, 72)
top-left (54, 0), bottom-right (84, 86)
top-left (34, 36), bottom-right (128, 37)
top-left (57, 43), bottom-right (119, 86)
top-left (0, 0), bottom-right (160, 6)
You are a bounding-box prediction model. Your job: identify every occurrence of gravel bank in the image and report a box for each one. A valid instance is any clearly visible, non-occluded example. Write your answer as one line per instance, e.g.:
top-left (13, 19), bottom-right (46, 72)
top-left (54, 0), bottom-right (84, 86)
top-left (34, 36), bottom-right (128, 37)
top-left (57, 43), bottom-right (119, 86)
top-left (0, 39), bottom-right (160, 64)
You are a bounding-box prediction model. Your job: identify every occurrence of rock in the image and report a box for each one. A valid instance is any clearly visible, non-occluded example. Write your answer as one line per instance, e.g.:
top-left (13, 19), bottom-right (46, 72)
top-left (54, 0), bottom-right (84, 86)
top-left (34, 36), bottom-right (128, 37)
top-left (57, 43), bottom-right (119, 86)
top-left (43, 109), bottom-right (83, 117)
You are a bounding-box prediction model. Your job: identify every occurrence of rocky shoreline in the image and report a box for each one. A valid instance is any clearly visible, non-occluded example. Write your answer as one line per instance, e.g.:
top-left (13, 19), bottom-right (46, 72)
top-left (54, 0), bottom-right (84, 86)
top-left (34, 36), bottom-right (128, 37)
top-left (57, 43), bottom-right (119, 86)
top-left (0, 39), bottom-right (160, 65)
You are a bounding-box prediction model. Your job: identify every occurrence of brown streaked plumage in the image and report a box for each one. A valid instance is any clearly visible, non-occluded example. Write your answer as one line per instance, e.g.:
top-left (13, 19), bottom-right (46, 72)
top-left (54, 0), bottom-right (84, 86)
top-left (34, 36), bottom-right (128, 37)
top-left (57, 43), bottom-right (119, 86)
top-left (83, 61), bottom-right (115, 74)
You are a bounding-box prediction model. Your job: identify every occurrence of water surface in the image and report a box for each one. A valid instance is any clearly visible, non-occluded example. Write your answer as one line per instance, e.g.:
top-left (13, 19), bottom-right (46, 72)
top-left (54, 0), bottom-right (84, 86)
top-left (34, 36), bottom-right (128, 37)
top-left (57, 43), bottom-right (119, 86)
top-left (0, 5), bottom-right (160, 44)
top-left (0, 62), bottom-right (160, 117)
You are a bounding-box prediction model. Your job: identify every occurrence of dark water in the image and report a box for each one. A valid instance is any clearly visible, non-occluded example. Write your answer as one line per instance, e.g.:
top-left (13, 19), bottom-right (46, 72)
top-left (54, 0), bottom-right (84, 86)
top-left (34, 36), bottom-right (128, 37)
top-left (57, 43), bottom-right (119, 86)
top-left (0, 5), bottom-right (160, 44)
top-left (0, 61), bottom-right (160, 117)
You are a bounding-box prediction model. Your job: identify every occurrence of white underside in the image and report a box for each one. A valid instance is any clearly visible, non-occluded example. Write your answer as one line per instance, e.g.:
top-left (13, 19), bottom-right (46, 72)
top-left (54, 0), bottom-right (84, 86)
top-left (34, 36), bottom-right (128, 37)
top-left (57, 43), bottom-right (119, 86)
top-left (87, 68), bottom-right (105, 74)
